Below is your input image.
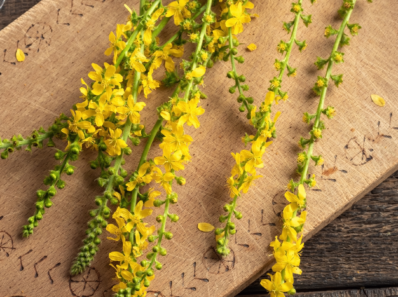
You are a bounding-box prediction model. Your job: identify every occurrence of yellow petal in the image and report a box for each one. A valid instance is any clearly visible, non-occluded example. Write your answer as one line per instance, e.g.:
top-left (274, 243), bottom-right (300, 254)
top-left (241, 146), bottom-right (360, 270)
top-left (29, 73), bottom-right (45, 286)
top-left (198, 223), bottom-right (215, 232)
top-left (247, 43), bottom-right (257, 51)
top-left (16, 49), bottom-right (25, 62)
top-left (371, 94), bottom-right (386, 107)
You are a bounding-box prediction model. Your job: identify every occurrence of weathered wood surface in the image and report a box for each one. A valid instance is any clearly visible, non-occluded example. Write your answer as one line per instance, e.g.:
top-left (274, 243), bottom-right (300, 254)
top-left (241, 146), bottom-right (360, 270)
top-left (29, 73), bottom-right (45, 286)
top-left (240, 287), bottom-right (398, 297)
top-left (1, 1), bottom-right (398, 297)
top-left (239, 171), bottom-right (398, 295)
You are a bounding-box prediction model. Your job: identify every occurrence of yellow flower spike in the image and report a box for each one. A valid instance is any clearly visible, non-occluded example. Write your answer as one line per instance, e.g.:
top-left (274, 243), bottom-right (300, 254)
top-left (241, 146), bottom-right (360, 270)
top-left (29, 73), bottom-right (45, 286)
top-left (166, 0), bottom-right (191, 25)
top-left (247, 43), bottom-right (257, 51)
top-left (371, 94), bottom-right (386, 107)
top-left (225, 2), bottom-right (251, 35)
top-left (159, 124), bottom-right (192, 157)
top-left (198, 223), bottom-right (215, 232)
top-left (16, 48), bottom-right (25, 62)
top-left (117, 95), bottom-right (146, 124)
top-left (260, 272), bottom-right (293, 297)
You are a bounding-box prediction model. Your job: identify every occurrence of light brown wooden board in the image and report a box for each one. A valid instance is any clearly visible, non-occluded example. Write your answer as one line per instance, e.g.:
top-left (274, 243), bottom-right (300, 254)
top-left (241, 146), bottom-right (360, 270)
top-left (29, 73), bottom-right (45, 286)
top-left (0, 0), bottom-right (397, 296)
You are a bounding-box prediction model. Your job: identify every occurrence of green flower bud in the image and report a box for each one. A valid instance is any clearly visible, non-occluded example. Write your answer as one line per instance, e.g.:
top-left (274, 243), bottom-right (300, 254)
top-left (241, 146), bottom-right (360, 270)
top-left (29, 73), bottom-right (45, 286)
top-left (239, 104), bottom-right (245, 112)
top-left (176, 177), bottom-right (186, 186)
top-left (231, 48), bottom-right (238, 55)
top-left (242, 84), bottom-right (249, 91)
top-left (230, 229), bottom-right (236, 235)
top-left (155, 262), bottom-right (163, 270)
top-left (44, 199), bottom-right (53, 208)
top-left (164, 232), bottom-right (173, 240)
top-left (246, 97), bottom-right (254, 104)
top-left (65, 166), bottom-right (74, 175)
top-left (238, 75), bottom-right (246, 82)
top-left (99, 143), bottom-right (107, 151)
top-left (156, 215), bottom-right (164, 223)
top-left (105, 191), bottom-right (112, 199)
top-left (54, 151), bottom-right (64, 160)
top-left (47, 186), bottom-right (57, 197)
top-left (234, 211), bottom-right (243, 219)
top-left (1, 151), bottom-right (8, 159)
top-left (95, 198), bottom-right (103, 206)
top-left (110, 198), bottom-right (119, 205)
top-left (124, 147), bottom-right (132, 155)
top-left (227, 71), bottom-right (235, 79)
top-left (154, 200), bottom-right (165, 207)
top-left (219, 215), bottom-right (227, 223)
top-left (108, 167), bottom-right (116, 175)
top-left (215, 228), bottom-right (224, 235)
top-left (131, 137), bottom-right (140, 146)
top-left (228, 222), bottom-right (236, 230)
top-left (152, 246), bottom-right (159, 253)
top-left (229, 86), bottom-right (236, 94)
top-left (90, 161), bottom-right (98, 169)
top-left (144, 278), bottom-right (150, 287)
top-left (159, 247), bottom-right (167, 256)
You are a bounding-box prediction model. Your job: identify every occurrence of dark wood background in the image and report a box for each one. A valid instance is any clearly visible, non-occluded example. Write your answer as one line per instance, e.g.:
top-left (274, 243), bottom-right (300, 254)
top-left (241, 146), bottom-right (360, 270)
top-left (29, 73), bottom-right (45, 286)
top-left (1, 1), bottom-right (398, 296)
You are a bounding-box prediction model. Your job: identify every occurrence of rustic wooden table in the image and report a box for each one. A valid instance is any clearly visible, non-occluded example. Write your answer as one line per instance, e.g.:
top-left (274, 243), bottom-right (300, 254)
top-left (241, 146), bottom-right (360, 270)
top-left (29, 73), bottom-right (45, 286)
top-left (1, 1), bottom-right (398, 296)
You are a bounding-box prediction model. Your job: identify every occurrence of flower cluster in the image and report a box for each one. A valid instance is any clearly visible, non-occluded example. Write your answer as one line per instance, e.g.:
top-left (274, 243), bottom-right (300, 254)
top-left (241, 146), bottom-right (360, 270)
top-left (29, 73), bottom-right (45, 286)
top-left (262, 0), bottom-right (370, 295)
top-left (215, 0), bottom-right (314, 257)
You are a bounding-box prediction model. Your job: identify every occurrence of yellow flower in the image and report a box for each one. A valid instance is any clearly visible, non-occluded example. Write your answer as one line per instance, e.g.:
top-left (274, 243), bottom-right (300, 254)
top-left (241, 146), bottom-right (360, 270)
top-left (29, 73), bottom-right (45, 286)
top-left (240, 140), bottom-right (272, 173)
top-left (153, 43), bottom-right (184, 72)
top-left (117, 95), bottom-right (146, 124)
top-left (280, 204), bottom-right (307, 242)
top-left (166, 0), bottom-right (191, 25)
top-left (272, 250), bottom-right (302, 282)
top-left (154, 150), bottom-right (185, 172)
top-left (159, 124), bottom-right (193, 157)
top-left (106, 217), bottom-right (126, 241)
top-left (176, 96), bottom-right (205, 128)
top-left (284, 184), bottom-right (306, 209)
top-left (88, 63), bottom-right (123, 96)
top-left (247, 43), bottom-right (257, 51)
top-left (113, 202), bottom-right (153, 236)
top-left (240, 173), bottom-right (262, 193)
top-left (260, 272), bottom-right (293, 297)
top-left (226, 176), bottom-right (239, 198)
top-left (66, 110), bottom-right (94, 134)
top-left (185, 65), bottom-right (206, 80)
top-left (129, 48), bottom-right (149, 72)
top-left (153, 167), bottom-right (175, 194)
top-left (231, 152), bottom-right (243, 177)
top-left (225, 3), bottom-right (251, 35)
top-left (104, 24), bottom-right (126, 63)
top-left (16, 48), bottom-right (25, 62)
top-left (126, 162), bottom-right (153, 191)
top-left (87, 93), bottom-right (114, 127)
top-left (132, 230), bottom-right (149, 257)
top-left (109, 237), bottom-right (135, 270)
top-left (144, 188), bottom-right (161, 208)
top-left (144, 8), bottom-right (164, 46)
top-left (140, 73), bottom-right (160, 98)
top-left (104, 128), bottom-right (128, 156)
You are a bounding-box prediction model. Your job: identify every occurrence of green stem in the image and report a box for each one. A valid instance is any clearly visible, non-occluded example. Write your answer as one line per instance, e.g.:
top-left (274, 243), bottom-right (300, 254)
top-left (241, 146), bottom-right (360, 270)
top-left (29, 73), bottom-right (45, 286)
top-left (275, 0), bottom-right (302, 94)
top-left (300, 3), bottom-right (355, 184)
top-left (0, 132), bottom-right (51, 150)
top-left (115, 0), bottom-right (162, 68)
top-left (183, 0), bottom-right (213, 102)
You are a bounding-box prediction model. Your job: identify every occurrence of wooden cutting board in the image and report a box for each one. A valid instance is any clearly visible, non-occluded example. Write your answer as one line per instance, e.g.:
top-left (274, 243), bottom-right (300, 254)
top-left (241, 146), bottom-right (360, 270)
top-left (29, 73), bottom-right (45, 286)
top-left (0, 0), bottom-right (397, 296)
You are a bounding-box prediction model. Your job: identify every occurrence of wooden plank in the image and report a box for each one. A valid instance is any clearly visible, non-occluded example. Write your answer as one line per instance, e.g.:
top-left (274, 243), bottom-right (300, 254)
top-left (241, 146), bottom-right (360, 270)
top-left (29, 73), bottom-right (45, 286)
top-left (239, 287), bottom-right (398, 297)
top-left (1, 1), bottom-right (398, 297)
top-left (240, 171), bottom-right (398, 295)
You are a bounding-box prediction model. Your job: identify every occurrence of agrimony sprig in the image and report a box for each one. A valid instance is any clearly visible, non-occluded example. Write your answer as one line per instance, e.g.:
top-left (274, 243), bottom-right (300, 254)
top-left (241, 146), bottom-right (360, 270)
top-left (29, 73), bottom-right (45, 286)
top-left (261, 0), bottom-right (371, 295)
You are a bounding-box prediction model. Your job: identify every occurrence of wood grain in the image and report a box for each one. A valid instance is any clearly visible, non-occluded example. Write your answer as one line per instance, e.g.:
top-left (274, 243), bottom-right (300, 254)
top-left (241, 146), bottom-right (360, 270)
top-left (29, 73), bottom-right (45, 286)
top-left (240, 287), bottom-right (398, 297)
top-left (1, 1), bottom-right (398, 297)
